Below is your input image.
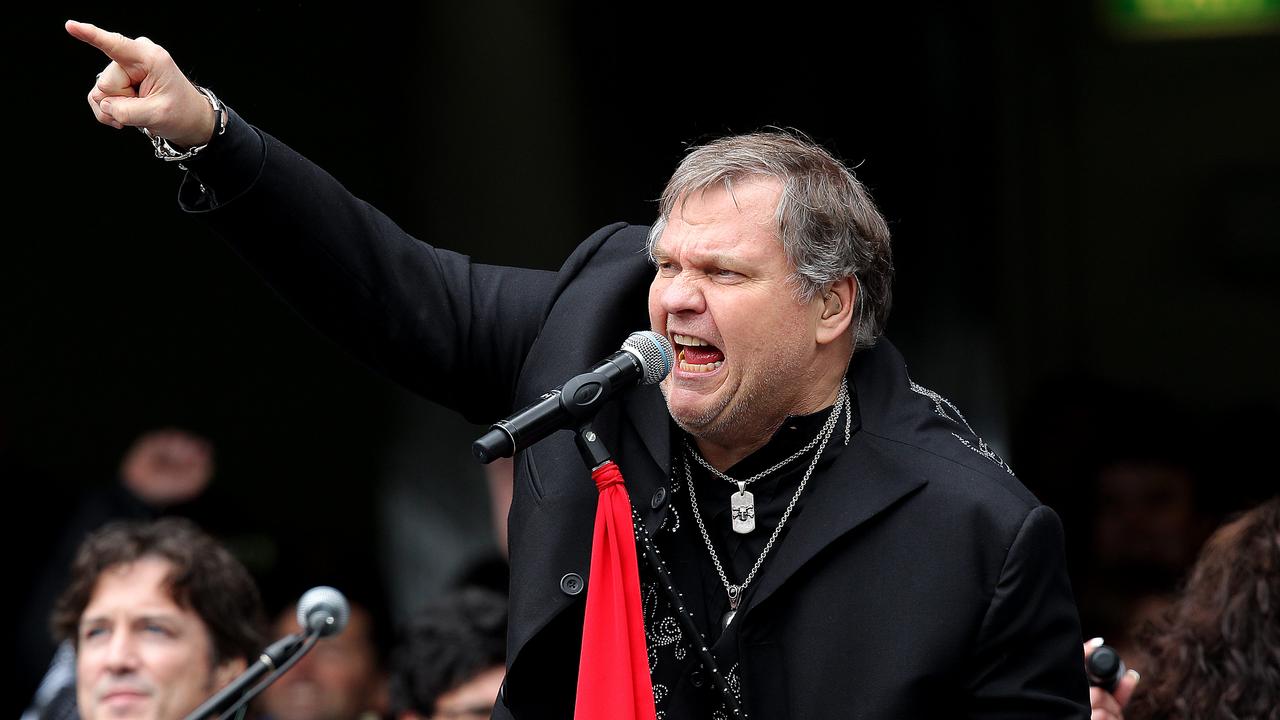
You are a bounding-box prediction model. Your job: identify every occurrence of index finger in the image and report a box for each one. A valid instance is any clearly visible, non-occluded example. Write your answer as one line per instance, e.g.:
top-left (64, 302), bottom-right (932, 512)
top-left (65, 20), bottom-right (145, 64)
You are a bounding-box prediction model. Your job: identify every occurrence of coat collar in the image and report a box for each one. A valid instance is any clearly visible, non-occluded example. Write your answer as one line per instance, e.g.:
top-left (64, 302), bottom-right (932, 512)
top-left (742, 340), bottom-right (931, 614)
top-left (742, 420), bottom-right (928, 614)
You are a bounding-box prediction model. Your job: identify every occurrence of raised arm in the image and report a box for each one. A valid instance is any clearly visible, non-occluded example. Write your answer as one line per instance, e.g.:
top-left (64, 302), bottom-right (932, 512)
top-left (65, 20), bottom-right (564, 422)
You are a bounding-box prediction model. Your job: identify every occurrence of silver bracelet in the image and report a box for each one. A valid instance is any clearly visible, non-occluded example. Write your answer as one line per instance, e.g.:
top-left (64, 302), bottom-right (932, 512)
top-left (139, 86), bottom-right (226, 163)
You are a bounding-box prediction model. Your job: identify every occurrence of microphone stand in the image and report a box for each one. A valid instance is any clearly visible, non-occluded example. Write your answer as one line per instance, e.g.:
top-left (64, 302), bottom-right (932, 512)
top-left (573, 420), bottom-right (612, 471)
top-left (182, 627), bottom-right (323, 720)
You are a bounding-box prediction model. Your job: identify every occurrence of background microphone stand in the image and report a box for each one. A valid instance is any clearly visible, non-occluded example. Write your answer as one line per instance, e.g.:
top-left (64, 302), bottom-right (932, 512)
top-left (182, 627), bottom-right (321, 720)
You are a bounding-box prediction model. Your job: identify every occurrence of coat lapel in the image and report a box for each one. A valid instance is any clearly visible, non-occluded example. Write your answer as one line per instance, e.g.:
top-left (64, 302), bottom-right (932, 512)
top-left (623, 383), bottom-right (671, 478)
top-left (744, 432), bottom-right (927, 614)
top-left (611, 384), bottom-right (671, 537)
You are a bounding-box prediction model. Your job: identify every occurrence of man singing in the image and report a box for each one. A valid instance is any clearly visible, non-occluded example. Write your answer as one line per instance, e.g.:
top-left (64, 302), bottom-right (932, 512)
top-left (67, 19), bottom-right (1090, 718)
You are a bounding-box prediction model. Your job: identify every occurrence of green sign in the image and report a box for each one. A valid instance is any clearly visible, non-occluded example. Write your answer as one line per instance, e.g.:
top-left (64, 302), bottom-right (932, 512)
top-left (1106, 0), bottom-right (1280, 38)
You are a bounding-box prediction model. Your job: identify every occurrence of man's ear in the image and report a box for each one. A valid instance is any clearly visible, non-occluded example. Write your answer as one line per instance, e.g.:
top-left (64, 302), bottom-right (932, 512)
top-left (816, 276), bottom-right (856, 345)
top-left (213, 656), bottom-right (247, 689)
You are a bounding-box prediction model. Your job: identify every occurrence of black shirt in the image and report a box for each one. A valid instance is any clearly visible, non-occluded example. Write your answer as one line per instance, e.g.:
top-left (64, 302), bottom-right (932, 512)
top-left (640, 394), bottom-right (855, 717)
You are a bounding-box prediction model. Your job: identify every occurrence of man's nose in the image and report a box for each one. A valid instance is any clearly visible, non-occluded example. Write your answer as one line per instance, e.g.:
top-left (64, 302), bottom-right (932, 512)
top-left (661, 272), bottom-right (706, 315)
top-left (103, 630), bottom-right (140, 672)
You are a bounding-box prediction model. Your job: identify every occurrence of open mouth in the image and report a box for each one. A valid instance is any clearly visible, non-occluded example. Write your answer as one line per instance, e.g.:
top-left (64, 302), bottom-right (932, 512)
top-left (672, 333), bottom-right (725, 373)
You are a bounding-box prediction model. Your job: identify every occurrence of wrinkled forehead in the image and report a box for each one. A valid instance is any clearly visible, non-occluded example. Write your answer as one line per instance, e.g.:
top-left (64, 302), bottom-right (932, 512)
top-left (81, 557), bottom-right (189, 621)
top-left (655, 179), bottom-right (785, 257)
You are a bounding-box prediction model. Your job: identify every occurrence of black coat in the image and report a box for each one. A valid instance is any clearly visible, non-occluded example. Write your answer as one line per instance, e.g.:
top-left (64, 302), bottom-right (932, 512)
top-left (183, 112), bottom-right (1090, 718)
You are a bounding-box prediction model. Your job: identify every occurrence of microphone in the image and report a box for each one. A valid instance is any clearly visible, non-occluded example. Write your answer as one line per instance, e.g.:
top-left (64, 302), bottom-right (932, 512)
top-left (472, 331), bottom-right (674, 463)
top-left (1085, 643), bottom-right (1127, 693)
top-left (297, 586), bottom-right (350, 638)
top-left (181, 586), bottom-right (350, 720)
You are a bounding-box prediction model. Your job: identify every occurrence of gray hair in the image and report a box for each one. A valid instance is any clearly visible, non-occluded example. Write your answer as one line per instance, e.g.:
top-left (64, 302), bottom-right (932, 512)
top-left (647, 131), bottom-right (893, 349)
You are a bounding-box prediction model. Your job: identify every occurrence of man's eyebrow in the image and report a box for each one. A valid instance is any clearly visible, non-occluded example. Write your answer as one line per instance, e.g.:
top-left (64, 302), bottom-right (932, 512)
top-left (701, 252), bottom-right (745, 267)
top-left (680, 248), bottom-right (749, 269)
top-left (80, 610), bottom-right (183, 627)
top-left (134, 613), bottom-right (181, 623)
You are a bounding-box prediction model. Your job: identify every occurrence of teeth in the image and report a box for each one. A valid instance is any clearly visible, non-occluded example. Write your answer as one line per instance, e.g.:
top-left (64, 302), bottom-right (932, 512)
top-left (677, 349), bottom-right (723, 373)
top-left (672, 333), bottom-right (711, 347)
top-left (679, 360), bottom-right (723, 373)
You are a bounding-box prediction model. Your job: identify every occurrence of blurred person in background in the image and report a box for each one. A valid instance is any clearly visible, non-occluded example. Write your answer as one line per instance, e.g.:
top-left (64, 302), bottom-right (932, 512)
top-left (1090, 495), bottom-right (1280, 720)
top-left (19, 429), bottom-right (220, 714)
top-left (1082, 443), bottom-right (1215, 666)
top-left (46, 517), bottom-right (267, 720)
top-left (389, 589), bottom-right (507, 720)
top-left (1019, 386), bottom-right (1217, 668)
top-left (257, 595), bottom-right (389, 720)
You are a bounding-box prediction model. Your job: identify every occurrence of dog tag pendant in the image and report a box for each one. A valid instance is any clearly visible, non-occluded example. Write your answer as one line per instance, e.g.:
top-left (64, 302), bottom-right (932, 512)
top-left (731, 482), bottom-right (756, 534)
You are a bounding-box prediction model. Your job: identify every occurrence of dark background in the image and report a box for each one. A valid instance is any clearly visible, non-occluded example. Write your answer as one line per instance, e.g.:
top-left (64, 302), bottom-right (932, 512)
top-left (6, 1), bottom-right (1278, 711)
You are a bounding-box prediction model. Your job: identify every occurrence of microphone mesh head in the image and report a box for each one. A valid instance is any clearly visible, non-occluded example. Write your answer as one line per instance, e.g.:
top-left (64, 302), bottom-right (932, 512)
top-left (623, 331), bottom-right (674, 385)
top-left (296, 586), bottom-right (351, 637)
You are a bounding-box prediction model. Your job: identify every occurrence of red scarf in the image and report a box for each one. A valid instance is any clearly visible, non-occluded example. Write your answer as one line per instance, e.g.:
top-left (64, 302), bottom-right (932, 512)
top-left (573, 460), bottom-right (658, 720)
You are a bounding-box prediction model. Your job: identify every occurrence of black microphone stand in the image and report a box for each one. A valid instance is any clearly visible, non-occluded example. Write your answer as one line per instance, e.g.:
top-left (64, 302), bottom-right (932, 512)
top-left (573, 420), bottom-right (612, 471)
top-left (182, 627), bottom-right (323, 720)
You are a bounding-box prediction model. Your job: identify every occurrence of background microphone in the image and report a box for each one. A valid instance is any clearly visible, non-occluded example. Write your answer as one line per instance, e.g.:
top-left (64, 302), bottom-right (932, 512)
top-left (1085, 643), bottom-right (1127, 693)
top-left (297, 586), bottom-right (350, 638)
top-left (473, 331), bottom-right (674, 463)
top-left (183, 586), bottom-right (348, 720)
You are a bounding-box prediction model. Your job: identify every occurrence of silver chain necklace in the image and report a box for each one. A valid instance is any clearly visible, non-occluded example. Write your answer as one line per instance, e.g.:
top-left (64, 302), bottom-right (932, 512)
top-left (683, 391), bottom-right (847, 630)
top-left (686, 379), bottom-right (850, 534)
